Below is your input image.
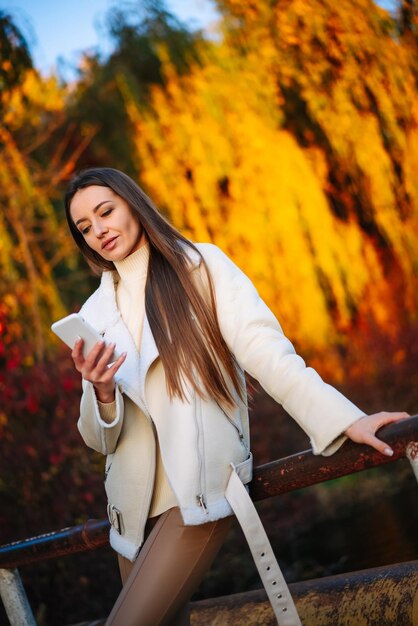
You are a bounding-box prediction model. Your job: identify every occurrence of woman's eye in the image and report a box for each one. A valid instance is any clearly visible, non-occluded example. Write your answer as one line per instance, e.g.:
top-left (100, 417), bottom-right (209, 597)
top-left (78, 208), bottom-right (112, 235)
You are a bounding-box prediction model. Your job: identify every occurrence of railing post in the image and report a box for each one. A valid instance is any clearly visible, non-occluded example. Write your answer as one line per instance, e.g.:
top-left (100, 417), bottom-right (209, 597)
top-left (0, 568), bottom-right (37, 626)
top-left (406, 442), bottom-right (418, 484)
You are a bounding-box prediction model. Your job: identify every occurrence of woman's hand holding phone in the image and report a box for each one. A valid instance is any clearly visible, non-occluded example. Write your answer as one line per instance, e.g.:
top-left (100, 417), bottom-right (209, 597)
top-left (72, 338), bottom-right (127, 403)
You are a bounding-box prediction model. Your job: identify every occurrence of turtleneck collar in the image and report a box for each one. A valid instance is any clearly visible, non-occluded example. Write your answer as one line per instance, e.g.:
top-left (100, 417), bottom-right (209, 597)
top-left (113, 241), bottom-right (150, 282)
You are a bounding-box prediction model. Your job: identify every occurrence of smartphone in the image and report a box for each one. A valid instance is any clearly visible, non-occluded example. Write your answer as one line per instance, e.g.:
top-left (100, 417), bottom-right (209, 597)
top-left (51, 313), bottom-right (120, 361)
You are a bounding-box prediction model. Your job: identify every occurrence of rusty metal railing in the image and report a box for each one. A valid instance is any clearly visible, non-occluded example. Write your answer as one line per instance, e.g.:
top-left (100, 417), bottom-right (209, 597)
top-left (1, 414), bottom-right (417, 625)
top-left (251, 413), bottom-right (418, 499)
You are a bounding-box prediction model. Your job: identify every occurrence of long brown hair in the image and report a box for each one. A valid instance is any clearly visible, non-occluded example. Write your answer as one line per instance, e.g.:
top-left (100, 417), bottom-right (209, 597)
top-left (65, 167), bottom-right (244, 408)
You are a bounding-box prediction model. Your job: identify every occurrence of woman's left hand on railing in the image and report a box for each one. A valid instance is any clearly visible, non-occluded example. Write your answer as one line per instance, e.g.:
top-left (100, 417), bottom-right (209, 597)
top-left (344, 411), bottom-right (410, 456)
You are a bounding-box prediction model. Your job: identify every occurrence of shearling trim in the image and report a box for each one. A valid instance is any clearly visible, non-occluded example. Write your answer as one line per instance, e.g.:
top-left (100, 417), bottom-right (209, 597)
top-left (181, 498), bottom-right (234, 526)
top-left (109, 527), bottom-right (141, 562)
top-left (109, 497), bottom-right (246, 560)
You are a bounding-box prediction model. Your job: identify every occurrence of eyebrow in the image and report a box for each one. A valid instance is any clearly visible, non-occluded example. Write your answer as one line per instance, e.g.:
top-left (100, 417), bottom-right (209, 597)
top-left (74, 201), bottom-right (113, 226)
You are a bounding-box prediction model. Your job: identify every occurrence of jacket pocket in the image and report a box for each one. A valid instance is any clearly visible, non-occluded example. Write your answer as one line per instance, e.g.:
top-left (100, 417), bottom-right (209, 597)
top-left (233, 451), bottom-right (253, 485)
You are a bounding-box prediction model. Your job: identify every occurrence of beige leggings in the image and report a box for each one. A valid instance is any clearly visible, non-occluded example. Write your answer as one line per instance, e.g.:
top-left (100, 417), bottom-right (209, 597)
top-left (105, 507), bottom-right (233, 626)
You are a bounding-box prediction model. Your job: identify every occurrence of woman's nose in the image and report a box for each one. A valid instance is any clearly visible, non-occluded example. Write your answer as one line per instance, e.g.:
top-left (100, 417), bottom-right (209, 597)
top-left (92, 221), bottom-right (108, 237)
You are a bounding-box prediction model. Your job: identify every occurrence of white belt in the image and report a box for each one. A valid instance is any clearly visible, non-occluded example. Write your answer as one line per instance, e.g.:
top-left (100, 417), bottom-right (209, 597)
top-left (225, 460), bottom-right (302, 626)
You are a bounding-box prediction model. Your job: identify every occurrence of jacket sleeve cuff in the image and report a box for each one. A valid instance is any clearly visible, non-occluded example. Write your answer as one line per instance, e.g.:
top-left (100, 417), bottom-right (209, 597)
top-left (93, 385), bottom-right (123, 429)
top-left (310, 410), bottom-right (366, 456)
top-left (78, 379), bottom-right (124, 455)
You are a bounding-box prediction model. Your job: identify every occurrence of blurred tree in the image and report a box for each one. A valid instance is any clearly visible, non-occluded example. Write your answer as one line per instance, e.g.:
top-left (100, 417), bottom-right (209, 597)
top-left (216, 0), bottom-right (417, 225)
top-left (0, 4), bottom-right (418, 624)
top-left (65, 0), bottom-right (205, 175)
top-left (398, 0), bottom-right (418, 35)
top-left (118, 0), bottom-right (418, 372)
top-left (0, 14), bottom-right (94, 358)
top-left (0, 10), bottom-right (32, 113)
top-left (397, 0), bottom-right (418, 81)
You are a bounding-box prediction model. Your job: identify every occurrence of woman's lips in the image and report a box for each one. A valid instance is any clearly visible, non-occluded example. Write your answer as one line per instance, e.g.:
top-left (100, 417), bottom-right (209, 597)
top-left (102, 236), bottom-right (118, 250)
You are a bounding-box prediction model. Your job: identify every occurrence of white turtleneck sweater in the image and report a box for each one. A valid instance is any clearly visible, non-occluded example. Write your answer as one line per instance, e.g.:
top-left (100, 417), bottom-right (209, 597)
top-left (97, 242), bottom-right (177, 518)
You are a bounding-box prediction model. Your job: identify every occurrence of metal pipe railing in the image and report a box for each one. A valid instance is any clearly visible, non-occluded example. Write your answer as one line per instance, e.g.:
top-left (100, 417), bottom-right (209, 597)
top-left (251, 413), bottom-right (418, 500)
top-left (189, 560), bottom-right (418, 626)
top-left (1, 414), bottom-right (417, 570)
top-left (0, 569), bottom-right (36, 626)
top-left (0, 519), bottom-right (110, 570)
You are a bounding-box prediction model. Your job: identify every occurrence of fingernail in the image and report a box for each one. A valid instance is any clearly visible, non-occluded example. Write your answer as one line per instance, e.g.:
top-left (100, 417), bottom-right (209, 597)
top-left (384, 447), bottom-right (394, 456)
top-left (75, 335), bottom-right (82, 343)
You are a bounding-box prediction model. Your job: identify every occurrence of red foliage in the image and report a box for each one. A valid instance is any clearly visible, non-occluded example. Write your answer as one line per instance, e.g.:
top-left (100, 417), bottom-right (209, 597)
top-left (0, 305), bottom-right (106, 545)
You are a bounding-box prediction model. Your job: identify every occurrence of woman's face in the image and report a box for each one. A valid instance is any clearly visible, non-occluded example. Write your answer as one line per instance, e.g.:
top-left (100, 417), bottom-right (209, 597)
top-left (69, 185), bottom-right (145, 261)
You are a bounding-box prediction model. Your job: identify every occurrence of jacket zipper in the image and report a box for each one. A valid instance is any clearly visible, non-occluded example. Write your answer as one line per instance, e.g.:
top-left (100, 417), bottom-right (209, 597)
top-left (196, 493), bottom-right (208, 513)
top-left (219, 404), bottom-right (249, 455)
top-left (194, 395), bottom-right (208, 515)
top-left (104, 461), bottom-right (112, 483)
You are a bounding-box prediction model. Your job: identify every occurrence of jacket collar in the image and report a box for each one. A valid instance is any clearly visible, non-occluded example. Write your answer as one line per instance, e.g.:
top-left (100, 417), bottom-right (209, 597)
top-left (79, 242), bottom-right (202, 405)
top-left (82, 240), bottom-right (201, 325)
top-left (78, 269), bottom-right (154, 407)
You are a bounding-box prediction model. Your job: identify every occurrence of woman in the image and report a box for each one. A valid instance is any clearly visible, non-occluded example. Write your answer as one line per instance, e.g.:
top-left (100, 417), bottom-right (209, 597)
top-left (65, 167), bottom-right (408, 626)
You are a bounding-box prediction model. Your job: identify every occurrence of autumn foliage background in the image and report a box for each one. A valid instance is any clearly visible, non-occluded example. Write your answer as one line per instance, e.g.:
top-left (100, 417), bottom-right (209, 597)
top-left (1, 1), bottom-right (418, 624)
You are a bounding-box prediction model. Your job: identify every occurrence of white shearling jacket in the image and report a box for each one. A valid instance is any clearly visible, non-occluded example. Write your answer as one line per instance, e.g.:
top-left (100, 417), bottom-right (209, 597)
top-left (77, 243), bottom-right (365, 562)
